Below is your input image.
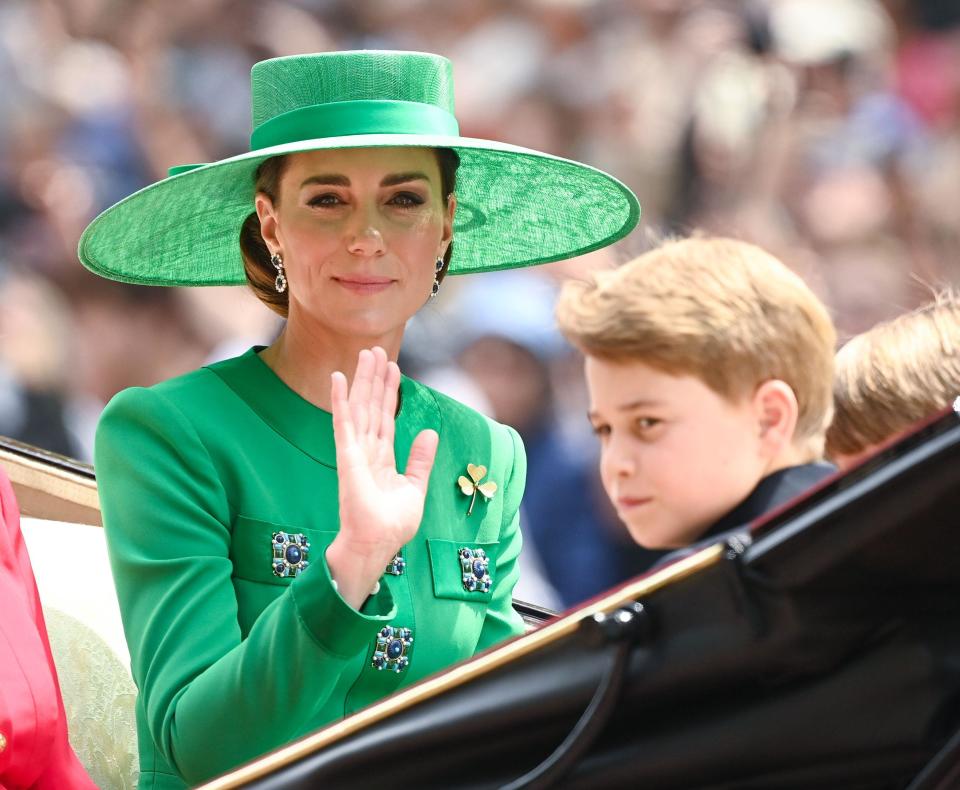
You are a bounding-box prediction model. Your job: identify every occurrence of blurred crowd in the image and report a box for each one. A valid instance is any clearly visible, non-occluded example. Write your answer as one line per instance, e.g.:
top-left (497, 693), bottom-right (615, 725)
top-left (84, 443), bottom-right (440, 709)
top-left (0, 0), bottom-right (958, 608)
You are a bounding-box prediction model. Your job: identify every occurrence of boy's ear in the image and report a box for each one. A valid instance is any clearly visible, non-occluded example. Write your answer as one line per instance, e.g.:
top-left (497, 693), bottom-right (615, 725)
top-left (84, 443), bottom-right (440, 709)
top-left (752, 379), bottom-right (799, 457)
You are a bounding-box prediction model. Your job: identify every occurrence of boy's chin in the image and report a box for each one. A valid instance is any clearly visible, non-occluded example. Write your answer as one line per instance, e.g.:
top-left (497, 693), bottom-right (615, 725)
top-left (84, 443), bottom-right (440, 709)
top-left (621, 514), bottom-right (709, 551)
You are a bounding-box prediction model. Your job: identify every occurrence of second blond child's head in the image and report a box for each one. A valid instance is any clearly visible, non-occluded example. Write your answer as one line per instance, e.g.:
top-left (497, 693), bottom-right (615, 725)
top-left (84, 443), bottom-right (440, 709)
top-left (826, 292), bottom-right (960, 469)
top-left (556, 237), bottom-right (836, 549)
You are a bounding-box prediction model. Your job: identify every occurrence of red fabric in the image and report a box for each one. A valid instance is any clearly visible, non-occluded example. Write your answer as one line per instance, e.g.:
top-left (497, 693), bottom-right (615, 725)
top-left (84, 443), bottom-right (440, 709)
top-left (0, 470), bottom-right (96, 789)
top-left (895, 33), bottom-right (960, 128)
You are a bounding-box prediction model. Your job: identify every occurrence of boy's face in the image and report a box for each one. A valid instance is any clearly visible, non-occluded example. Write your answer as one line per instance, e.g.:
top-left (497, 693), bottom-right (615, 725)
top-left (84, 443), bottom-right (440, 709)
top-left (585, 357), bottom-right (771, 549)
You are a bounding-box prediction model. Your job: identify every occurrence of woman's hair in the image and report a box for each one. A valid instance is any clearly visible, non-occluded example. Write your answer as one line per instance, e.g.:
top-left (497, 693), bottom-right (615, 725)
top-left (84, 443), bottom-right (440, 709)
top-left (556, 236), bottom-right (838, 458)
top-left (826, 291), bottom-right (960, 458)
top-left (240, 148), bottom-right (460, 317)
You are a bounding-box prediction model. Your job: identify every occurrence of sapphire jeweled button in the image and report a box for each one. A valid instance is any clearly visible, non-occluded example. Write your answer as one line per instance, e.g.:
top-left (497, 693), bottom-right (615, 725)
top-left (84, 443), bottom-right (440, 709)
top-left (459, 547), bottom-right (491, 593)
top-left (385, 552), bottom-right (406, 576)
top-left (272, 531), bottom-right (311, 578)
top-left (372, 625), bottom-right (413, 672)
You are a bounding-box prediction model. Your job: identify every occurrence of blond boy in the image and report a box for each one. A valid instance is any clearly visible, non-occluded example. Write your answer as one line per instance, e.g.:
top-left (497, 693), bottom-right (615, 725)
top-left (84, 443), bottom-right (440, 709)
top-left (556, 237), bottom-right (837, 550)
top-left (827, 292), bottom-right (960, 470)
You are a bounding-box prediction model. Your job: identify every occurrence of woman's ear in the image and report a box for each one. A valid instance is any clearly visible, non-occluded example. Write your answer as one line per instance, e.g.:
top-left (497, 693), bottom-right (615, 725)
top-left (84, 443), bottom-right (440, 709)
top-left (255, 193), bottom-right (280, 254)
top-left (442, 193), bottom-right (457, 252)
top-left (752, 379), bottom-right (799, 458)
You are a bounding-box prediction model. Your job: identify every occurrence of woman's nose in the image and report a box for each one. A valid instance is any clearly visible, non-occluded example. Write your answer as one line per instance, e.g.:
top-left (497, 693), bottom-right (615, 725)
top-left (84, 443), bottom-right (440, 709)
top-left (346, 205), bottom-right (386, 257)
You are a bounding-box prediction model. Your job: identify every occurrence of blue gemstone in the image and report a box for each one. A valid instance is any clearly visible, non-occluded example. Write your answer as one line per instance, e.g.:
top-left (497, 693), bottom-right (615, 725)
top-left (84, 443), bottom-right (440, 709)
top-left (273, 562), bottom-right (285, 575)
top-left (461, 548), bottom-right (472, 559)
top-left (380, 627), bottom-right (392, 638)
top-left (472, 560), bottom-right (486, 578)
top-left (275, 534), bottom-right (285, 544)
top-left (285, 545), bottom-right (302, 564)
top-left (387, 639), bottom-right (404, 659)
top-left (372, 655), bottom-right (385, 669)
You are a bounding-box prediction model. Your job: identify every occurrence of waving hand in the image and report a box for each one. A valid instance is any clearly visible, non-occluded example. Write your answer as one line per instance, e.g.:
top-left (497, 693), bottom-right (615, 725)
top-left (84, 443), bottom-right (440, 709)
top-left (325, 347), bottom-right (438, 608)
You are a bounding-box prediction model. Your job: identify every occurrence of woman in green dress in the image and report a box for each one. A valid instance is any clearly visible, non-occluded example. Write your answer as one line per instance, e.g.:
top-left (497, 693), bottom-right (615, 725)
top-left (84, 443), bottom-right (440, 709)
top-left (79, 50), bottom-right (639, 789)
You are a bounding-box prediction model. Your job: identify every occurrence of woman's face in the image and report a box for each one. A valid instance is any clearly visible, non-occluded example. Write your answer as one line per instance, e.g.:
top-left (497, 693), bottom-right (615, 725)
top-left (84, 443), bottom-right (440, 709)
top-left (256, 147), bottom-right (455, 341)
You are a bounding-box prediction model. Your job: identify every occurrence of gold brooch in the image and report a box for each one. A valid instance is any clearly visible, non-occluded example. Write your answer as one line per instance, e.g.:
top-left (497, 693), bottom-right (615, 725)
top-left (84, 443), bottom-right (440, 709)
top-left (458, 463), bottom-right (498, 516)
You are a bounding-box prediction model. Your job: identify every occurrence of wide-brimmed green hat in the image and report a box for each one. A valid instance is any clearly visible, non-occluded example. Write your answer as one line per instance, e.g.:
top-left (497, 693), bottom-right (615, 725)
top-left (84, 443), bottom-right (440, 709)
top-left (78, 50), bottom-right (640, 286)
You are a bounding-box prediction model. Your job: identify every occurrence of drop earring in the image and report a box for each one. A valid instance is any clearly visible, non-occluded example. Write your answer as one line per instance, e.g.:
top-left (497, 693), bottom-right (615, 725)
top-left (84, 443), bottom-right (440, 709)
top-left (430, 257), bottom-right (444, 298)
top-left (271, 252), bottom-right (287, 294)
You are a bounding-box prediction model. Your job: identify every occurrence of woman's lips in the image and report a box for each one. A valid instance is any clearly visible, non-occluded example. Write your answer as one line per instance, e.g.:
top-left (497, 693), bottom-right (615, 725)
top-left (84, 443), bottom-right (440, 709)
top-left (333, 276), bottom-right (395, 294)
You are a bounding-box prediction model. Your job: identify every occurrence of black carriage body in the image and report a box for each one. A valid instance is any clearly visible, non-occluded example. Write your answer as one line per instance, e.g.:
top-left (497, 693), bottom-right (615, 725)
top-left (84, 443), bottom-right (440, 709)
top-left (53, 406), bottom-right (943, 790)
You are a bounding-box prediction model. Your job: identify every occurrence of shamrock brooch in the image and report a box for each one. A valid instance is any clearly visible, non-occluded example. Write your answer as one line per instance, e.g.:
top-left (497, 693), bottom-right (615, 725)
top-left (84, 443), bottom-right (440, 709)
top-left (458, 463), bottom-right (498, 516)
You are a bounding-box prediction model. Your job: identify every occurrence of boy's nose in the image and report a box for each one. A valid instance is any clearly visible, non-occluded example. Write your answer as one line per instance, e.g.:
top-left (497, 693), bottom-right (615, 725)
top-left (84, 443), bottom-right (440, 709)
top-left (606, 440), bottom-right (638, 478)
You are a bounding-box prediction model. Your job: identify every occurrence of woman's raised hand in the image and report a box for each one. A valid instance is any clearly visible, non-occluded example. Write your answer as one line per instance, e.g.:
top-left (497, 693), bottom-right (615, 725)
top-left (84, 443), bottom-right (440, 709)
top-left (326, 347), bottom-right (438, 609)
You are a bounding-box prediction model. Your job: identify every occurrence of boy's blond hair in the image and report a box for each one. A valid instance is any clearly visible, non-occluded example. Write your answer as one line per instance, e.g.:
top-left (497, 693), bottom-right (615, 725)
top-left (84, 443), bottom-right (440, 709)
top-left (556, 237), bottom-right (837, 457)
top-left (826, 292), bottom-right (960, 458)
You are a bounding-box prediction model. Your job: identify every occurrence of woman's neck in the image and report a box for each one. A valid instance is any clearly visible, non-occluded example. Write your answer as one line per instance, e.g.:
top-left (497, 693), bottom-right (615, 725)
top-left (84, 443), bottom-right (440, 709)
top-left (259, 316), bottom-right (404, 413)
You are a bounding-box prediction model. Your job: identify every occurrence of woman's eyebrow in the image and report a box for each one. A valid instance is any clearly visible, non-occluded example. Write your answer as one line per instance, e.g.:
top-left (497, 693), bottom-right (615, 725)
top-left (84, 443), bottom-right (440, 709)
top-left (298, 172), bottom-right (431, 188)
top-left (380, 171), bottom-right (430, 187)
top-left (300, 174), bottom-right (350, 187)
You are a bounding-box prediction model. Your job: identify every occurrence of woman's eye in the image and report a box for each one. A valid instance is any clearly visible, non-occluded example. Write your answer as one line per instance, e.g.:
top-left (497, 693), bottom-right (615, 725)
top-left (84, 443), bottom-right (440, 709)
top-left (591, 423), bottom-right (611, 438)
top-left (635, 418), bottom-right (661, 431)
top-left (388, 192), bottom-right (425, 207)
top-left (307, 193), bottom-right (343, 207)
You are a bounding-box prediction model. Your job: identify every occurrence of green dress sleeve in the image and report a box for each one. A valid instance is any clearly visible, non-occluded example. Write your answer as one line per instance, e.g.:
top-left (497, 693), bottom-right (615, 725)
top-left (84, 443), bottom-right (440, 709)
top-left (95, 387), bottom-right (397, 785)
top-left (475, 425), bottom-right (527, 652)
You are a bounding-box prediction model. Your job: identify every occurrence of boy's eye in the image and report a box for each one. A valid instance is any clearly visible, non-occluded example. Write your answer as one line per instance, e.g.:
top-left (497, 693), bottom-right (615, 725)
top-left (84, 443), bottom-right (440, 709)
top-left (636, 418), bottom-right (660, 430)
top-left (388, 191), bottom-right (425, 207)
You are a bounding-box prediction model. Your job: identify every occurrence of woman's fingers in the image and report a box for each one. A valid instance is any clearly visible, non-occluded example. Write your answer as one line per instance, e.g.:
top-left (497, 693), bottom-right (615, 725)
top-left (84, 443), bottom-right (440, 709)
top-left (330, 370), bottom-right (356, 456)
top-left (404, 429), bottom-right (439, 496)
top-left (349, 349), bottom-right (374, 435)
top-left (380, 360), bottom-right (401, 445)
top-left (367, 347), bottom-right (388, 440)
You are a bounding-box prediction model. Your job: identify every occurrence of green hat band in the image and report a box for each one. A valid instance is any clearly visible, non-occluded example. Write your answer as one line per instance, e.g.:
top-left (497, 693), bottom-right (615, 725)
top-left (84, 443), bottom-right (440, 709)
top-left (250, 100), bottom-right (459, 150)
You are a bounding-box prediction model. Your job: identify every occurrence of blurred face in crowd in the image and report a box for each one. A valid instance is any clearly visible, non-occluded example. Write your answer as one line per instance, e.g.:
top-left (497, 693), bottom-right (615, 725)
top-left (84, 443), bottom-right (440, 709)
top-left (459, 336), bottom-right (550, 432)
top-left (585, 356), bottom-right (786, 549)
top-left (256, 147), bottom-right (455, 344)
